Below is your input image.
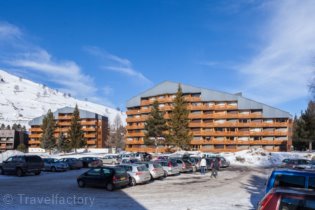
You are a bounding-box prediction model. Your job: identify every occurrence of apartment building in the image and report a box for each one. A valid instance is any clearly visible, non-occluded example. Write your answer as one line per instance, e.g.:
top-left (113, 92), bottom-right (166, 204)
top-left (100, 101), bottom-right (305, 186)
top-left (0, 129), bottom-right (28, 152)
top-left (125, 81), bottom-right (292, 153)
top-left (28, 107), bottom-right (108, 150)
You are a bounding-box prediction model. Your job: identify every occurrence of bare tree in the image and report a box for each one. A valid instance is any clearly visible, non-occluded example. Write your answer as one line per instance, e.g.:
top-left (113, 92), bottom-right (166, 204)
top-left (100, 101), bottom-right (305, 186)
top-left (109, 114), bottom-right (125, 149)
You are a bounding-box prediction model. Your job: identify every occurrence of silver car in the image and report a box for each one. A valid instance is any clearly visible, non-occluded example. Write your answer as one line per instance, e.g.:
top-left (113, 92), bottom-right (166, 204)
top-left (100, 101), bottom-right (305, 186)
top-left (101, 155), bottom-right (118, 165)
top-left (156, 160), bottom-right (180, 176)
top-left (119, 164), bottom-right (151, 186)
top-left (142, 162), bottom-right (165, 180)
top-left (43, 158), bottom-right (69, 172)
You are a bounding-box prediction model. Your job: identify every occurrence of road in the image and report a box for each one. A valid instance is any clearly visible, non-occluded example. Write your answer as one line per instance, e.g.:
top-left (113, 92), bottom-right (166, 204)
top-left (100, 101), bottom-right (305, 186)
top-left (0, 166), bottom-right (269, 210)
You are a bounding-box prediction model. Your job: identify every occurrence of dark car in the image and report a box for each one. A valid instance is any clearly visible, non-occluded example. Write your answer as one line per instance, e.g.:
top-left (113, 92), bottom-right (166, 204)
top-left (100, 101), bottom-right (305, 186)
top-left (59, 158), bottom-right (83, 169)
top-left (135, 152), bottom-right (152, 161)
top-left (258, 188), bottom-right (315, 210)
top-left (0, 155), bottom-right (44, 177)
top-left (79, 157), bottom-right (103, 168)
top-left (77, 166), bottom-right (129, 191)
top-left (281, 158), bottom-right (311, 169)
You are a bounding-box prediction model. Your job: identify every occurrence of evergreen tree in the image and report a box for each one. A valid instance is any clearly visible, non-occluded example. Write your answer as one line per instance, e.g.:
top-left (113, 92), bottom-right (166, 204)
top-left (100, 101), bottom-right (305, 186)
top-left (57, 133), bottom-right (71, 153)
top-left (144, 100), bottom-right (168, 153)
top-left (69, 105), bottom-right (85, 153)
top-left (167, 84), bottom-right (192, 150)
top-left (40, 109), bottom-right (56, 153)
top-left (0, 124), bottom-right (5, 130)
top-left (292, 116), bottom-right (308, 151)
top-left (12, 123), bottom-right (17, 130)
top-left (6, 125), bottom-right (10, 130)
top-left (21, 126), bottom-right (27, 132)
top-left (293, 101), bottom-right (315, 151)
top-left (16, 143), bottom-right (27, 153)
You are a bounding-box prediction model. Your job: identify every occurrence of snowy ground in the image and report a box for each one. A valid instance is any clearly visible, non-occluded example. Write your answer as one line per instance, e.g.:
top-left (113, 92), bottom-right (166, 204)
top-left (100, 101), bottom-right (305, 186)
top-left (0, 166), bottom-right (269, 210)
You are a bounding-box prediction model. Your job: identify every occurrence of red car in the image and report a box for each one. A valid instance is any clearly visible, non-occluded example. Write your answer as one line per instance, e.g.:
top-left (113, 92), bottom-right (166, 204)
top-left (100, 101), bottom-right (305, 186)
top-left (258, 188), bottom-right (315, 210)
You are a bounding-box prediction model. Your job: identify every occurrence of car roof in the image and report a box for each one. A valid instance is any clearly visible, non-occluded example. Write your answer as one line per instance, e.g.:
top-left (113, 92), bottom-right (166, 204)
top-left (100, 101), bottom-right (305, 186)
top-left (272, 168), bottom-right (315, 176)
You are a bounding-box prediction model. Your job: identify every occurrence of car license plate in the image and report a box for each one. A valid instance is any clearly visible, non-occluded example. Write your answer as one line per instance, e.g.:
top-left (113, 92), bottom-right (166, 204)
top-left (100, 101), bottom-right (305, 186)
top-left (121, 177), bottom-right (126, 181)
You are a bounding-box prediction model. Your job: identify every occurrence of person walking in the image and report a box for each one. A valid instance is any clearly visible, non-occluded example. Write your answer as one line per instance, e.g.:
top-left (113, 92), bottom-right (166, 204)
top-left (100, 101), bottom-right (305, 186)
top-left (200, 156), bottom-right (206, 175)
top-left (210, 157), bottom-right (220, 178)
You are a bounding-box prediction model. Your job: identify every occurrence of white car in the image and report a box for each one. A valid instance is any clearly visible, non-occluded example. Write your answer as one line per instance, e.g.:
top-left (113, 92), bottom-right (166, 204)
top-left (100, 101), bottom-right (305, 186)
top-left (100, 155), bottom-right (118, 165)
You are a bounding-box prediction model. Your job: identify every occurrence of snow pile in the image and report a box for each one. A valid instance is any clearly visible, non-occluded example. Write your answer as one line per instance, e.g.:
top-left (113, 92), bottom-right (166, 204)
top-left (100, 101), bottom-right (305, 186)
top-left (222, 148), bottom-right (314, 167)
top-left (0, 69), bottom-right (125, 128)
top-left (0, 150), bottom-right (25, 163)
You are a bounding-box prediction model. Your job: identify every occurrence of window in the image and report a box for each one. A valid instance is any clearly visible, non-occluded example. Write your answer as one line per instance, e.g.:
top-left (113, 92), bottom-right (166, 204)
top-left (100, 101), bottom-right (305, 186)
top-left (87, 168), bottom-right (101, 176)
top-left (275, 175), bottom-right (305, 188)
top-left (308, 177), bottom-right (315, 190)
top-left (102, 168), bottom-right (112, 176)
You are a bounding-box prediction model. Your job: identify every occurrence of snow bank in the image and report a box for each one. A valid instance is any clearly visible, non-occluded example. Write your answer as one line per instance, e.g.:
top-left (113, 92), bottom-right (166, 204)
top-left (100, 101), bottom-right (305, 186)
top-left (221, 148), bottom-right (314, 167)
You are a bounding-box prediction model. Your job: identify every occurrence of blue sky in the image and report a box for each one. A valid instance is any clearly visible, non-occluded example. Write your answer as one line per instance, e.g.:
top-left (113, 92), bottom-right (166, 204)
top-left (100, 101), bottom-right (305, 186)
top-left (0, 0), bottom-right (314, 116)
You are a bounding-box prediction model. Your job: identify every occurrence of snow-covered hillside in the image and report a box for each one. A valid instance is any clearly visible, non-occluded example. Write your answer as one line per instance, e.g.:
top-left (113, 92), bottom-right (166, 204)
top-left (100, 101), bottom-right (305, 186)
top-left (0, 69), bottom-right (125, 128)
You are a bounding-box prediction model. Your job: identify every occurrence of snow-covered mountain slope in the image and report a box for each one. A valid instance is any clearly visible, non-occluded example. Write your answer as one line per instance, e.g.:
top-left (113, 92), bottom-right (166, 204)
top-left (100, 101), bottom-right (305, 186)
top-left (0, 69), bottom-right (125, 128)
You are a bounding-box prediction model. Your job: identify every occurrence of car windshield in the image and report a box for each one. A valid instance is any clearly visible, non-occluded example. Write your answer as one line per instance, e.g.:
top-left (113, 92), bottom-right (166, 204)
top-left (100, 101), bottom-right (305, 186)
top-left (137, 165), bottom-right (149, 171)
top-left (153, 163), bottom-right (162, 168)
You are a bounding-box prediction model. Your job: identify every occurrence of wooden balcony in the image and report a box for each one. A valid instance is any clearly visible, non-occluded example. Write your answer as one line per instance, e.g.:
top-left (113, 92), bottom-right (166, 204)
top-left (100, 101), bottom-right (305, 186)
top-left (30, 127), bottom-right (42, 132)
top-left (126, 116), bottom-right (148, 123)
top-left (86, 140), bottom-right (97, 145)
top-left (84, 133), bottom-right (97, 138)
top-left (57, 121), bottom-right (71, 126)
top-left (29, 140), bottom-right (41, 145)
top-left (126, 109), bottom-right (141, 115)
top-left (29, 134), bottom-right (42, 138)
top-left (126, 140), bottom-right (144, 145)
top-left (184, 96), bottom-right (201, 102)
top-left (82, 127), bottom-right (97, 132)
top-left (81, 120), bottom-right (97, 126)
top-left (126, 132), bottom-right (145, 137)
top-left (126, 125), bottom-right (145, 130)
top-left (189, 122), bottom-right (204, 127)
top-left (58, 115), bottom-right (72, 120)
top-left (190, 139), bottom-right (287, 145)
top-left (189, 114), bottom-right (204, 119)
top-left (157, 97), bottom-right (174, 103)
top-left (56, 127), bottom-right (69, 133)
top-left (126, 147), bottom-right (166, 153)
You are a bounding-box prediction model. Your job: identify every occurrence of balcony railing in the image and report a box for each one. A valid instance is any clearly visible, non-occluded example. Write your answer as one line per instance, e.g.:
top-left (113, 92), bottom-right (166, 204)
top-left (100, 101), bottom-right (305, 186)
top-left (30, 127), bottom-right (42, 132)
top-left (126, 116), bottom-right (148, 123)
top-left (84, 133), bottom-right (97, 138)
top-left (126, 132), bottom-right (145, 137)
top-left (126, 125), bottom-right (145, 130)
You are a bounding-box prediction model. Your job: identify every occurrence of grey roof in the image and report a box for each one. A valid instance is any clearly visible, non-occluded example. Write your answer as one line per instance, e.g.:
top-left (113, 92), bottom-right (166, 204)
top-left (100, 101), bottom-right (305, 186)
top-left (29, 106), bottom-right (107, 126)
top-left (126, 81), bottom-right (291, 118)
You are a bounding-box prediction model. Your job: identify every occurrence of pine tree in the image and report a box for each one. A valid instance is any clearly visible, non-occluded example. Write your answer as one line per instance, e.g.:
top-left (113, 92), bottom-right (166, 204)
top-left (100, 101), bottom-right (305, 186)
top-left (144, 100), bottom-right (168, 153)
top-left (167, 84), bottom-right (192, 150)
top-left (57, 133), bottom-right (71, 153)
top-left (6, 125), bottom-right (11, 130)
top-left (0, 124), bottom-right (5, 130)
top-left (12, 123), bottom-right (17, 130)
top-left (40, 109), bottom-right (56, 153)
top-left (292, 116), bottom-right (308, 151)
top-left (17, 143), bottom-right (26, 153)
top-left (293, 101), bottom-right (315, 151)
top-left (69, 105), bottom-right (85, 153)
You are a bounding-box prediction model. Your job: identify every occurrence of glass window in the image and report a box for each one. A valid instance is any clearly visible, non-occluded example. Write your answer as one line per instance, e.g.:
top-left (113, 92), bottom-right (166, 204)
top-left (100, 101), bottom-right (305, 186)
top-left (102, 168), bottom-right (112, 176)
top-left (275, 175), bottom-right (305, 188)
top-left (137, 165), bottom-right (149, 171)
top-left (279, 197), bottom-right (303, 210)
top-left (308, 177), bottom-right (315, 190)
top-left (87, 168), bottom-right (101, 176)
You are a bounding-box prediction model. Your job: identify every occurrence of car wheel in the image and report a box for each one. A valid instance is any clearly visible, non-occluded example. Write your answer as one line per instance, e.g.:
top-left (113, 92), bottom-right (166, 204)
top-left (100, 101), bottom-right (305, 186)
top-left (35, 171), bottom-right (41, 176)
top-left (78, 180), bottom-right (85, 188)
top-left (106, 183), bottom-right (114, 191)
top-left (129, 177), bottom-right (136, 186)
top-left (164, 171), bottom-right (168, 178)
top-left (150, 174), bottom-right (154, 181)
top-left (51, 167), bottom-right (56, 172)
top-left (16, 168), bottom-right (23, 177)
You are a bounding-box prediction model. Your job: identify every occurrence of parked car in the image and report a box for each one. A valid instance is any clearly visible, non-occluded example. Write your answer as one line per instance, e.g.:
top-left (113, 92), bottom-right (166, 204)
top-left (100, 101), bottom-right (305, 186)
top-left (0, 155), bottom-right (44, 177)
top-left (205, 158), bottom-right (215, 170)
top-left (170, 158), bottom-right (193, 173)
top-left (119, 164), bottom-right (151, 186)
top-left (79, 157), bottom-right (103, 168)
top-left (265, 168), bottom-right (315, 194)
top-left (101, 155), bottom-right (119, 165)
top-left (258, 187), bottom-right (315, 210)
top-left (42, 158), bottom-right (69, 172)
top-left (188, 156), bottom-right (201, 172)
top-left (77, 166), bottom-right (129, 191)
top-left (281, 158), bottom-right (311, 169)
top-left (120, 158), bottom-right (141, 164)
top-left (59, 158), bottom-right (83, 169)
top-left (135, 152), bottom-right (152, 161)
top-left (142, 162), bottom-right (164, 180)
top-left (155, 160), bottom-right (180, 177)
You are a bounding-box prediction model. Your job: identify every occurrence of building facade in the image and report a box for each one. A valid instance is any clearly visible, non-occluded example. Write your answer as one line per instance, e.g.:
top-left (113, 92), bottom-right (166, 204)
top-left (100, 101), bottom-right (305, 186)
top-left (28, 107), bottom-right (108, 150)
top-left (125, 81), bottom-right (292, 153)
top-left (0, 129), bottom-right (28, 152)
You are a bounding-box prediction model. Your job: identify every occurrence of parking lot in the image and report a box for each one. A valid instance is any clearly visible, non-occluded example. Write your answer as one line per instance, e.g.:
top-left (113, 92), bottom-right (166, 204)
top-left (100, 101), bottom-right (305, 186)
top-left (0, 166), bottom-right (269, 210)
